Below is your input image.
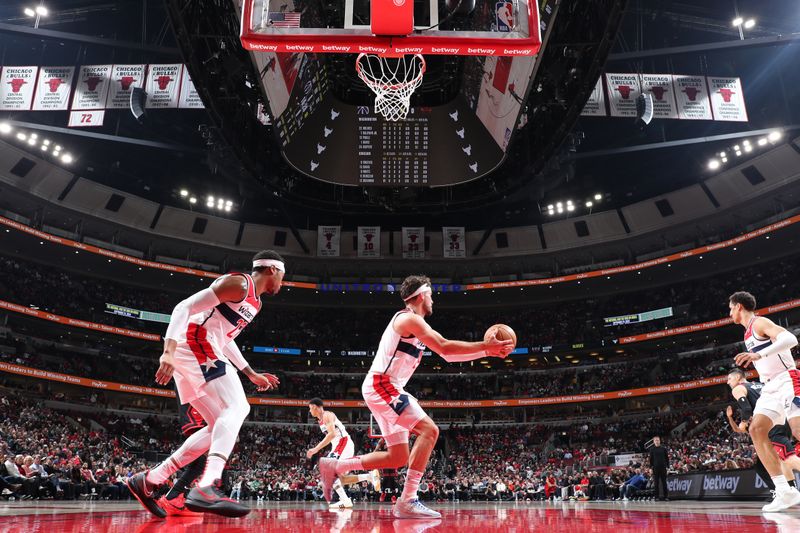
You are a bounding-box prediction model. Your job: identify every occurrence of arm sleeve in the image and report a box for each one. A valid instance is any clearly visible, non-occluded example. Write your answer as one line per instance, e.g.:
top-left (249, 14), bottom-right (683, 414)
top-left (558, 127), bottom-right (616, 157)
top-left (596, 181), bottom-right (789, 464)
top-left (439, 351), bottom-right (487, 363)
top-left (223, 342), bottom-right (250, 372)
top-left (757, 330), bottom-right (798, 359)
top-left (737, 396), bottom-right (754, 419)
top-left (164, 287), bottom-right (220, 342)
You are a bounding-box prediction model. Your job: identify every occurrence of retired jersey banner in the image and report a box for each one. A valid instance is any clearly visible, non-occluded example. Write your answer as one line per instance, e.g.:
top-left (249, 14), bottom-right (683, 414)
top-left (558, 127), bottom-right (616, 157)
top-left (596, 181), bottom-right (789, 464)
top-left (443, 227), bottom-right (466, 258)
top-left (145, 64), bottom-right (182, 109)
top-left (357, 226), bottom-right (380, 258)
top-left (708, 77), bottom-right (748, 122)
top-left (402, 227), bottom-right (425, 259)
top-left (0, 66), bottom-right (38, 110)
top-left (317, 226), bottom-right (341, 257)
top-left (32, 66), bottom-right (74, 111)
top-left (605, 73), bottom-right (641, 117)
top-left (106, 64), bottom-right (146, 109)
top-left (178, 67), bottom-right (204, 109)
top-left (580, 77), bottom-right (606, 116)
top-left (674, 75), bottom-right (712, 120)
top-left (68, 110), bottom-right (105, 128)
top-left (641, 74), bottom-right (678, 119)
top-left (71, 65), bottom-right (112, 110)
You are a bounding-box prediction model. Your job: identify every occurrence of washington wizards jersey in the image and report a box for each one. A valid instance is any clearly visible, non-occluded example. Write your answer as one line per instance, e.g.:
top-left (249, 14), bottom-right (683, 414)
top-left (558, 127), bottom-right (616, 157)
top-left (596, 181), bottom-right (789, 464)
top-left (744, 316), bottom-right (795, 382)
top-left (367, 309), bottom-right (426, 388)
top-left (319, 412), bottom-right (349, 451)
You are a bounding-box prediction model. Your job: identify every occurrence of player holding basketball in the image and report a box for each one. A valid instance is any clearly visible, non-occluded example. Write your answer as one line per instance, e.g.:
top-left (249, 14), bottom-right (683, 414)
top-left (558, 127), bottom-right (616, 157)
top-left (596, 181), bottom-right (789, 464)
top-left (306, 398), bottom-right (381, 509)
top-left (730, 291), bottom-right (800, 511)
top-left (725, 368), bottom-right (800, 488)
top-left (319, 275), bottom-right (514, 518)
top-left (127, 250), bottom-right (284, 518)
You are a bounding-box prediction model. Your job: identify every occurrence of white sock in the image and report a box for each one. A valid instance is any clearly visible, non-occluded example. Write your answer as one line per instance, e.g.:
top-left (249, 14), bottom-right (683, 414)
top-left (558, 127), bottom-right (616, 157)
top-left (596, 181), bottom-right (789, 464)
top-left (334, 480), bottom-right (349, 502)
top-left (147, 426), bottom-right (211, 486)
top-left (199, 455), bottom-right (227, 486)
top-left (773, 475), bottom-right (791, 492)
top-left (401, 469), bottom-right (423, 501)
top-left (356, 473), bottom-right (371, 483)
top-left (336, 457), bottom-right (364, 475)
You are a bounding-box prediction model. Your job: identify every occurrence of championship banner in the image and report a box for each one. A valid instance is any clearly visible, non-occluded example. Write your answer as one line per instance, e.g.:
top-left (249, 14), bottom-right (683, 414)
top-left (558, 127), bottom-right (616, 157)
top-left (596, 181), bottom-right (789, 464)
top-left (708, 77), bottom-right (748, 122)
top-left (580, 77), bottom-right (606, 116)
top-left (71, 65), bottom-right (112, 110)
top-left (317, 226), bottom-right (341, 257)
top-left (402, 227), bottom-right (425, 259)
top-left (673, 75), bottom-right (712, 120)
top-left (641, 74), bottom-right (678, 119)
top-left (605, 73), bottom-right (641, 117)
top-left (0, 66), bottom-right (38, 111)
top-left (178, 67), bottom-right (204, 109)
top-left (145, 64), bottom-right (183, 109)
top-left (357, 226), bottom-right (380, 258)
top-left (32, 66), bottom-right (75, 111)
top-left (105, 64), bottom-right (146, 109)
top-left (443, 227), bottom-right (466, 258)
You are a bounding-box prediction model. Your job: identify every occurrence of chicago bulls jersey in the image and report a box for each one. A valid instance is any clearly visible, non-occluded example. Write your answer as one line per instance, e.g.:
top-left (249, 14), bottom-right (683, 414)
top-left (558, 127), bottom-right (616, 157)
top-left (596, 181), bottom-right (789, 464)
top-left (319, 412), bottom-right (349, 452)
top-left (745, 316), bottom-right (795, 382)
top-left (367, 309), bottom-right (426, 388)
top-left (176, 273), bottom-right (261, 366)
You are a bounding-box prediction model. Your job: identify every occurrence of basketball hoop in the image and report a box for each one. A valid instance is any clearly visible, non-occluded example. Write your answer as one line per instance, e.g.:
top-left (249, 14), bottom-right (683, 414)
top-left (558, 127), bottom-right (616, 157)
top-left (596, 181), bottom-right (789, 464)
top-left (356, 53), bottom-right (426, 122)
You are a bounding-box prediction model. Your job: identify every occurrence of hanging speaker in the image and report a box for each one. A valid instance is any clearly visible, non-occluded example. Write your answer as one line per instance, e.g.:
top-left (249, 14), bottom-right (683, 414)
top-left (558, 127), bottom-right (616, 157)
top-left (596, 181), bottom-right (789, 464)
top-left (130, 87), bottom-right (147, 120)
top-left (636, 93), bottom-right (654, 125)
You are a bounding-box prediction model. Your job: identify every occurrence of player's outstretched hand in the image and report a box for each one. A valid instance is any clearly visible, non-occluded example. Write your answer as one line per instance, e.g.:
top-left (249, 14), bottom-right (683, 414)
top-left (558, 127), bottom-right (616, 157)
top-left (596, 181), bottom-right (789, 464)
top-left (485, 333), bottom-right (514, 358)
top-left (734, 351), bottom-right (761, 368)
top-left (155, 351), bottom-right (175, 385)
top-left (725, 405), bottom-right (734, 418)
top-left (249, 372), bottom-right (280, 392)
top-left (306, 449), bottom-right (316, 459)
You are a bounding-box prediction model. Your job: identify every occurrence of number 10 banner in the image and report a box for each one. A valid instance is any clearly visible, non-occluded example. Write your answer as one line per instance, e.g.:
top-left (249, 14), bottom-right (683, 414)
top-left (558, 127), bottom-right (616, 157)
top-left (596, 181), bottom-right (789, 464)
top-left (358, 226), bottom-right (380, 258)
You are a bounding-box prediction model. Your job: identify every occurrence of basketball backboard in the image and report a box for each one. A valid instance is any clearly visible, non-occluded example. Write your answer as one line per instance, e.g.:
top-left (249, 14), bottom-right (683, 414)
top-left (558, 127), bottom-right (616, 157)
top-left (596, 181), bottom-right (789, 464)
top-left (241, 0), bottom-right (541, 56)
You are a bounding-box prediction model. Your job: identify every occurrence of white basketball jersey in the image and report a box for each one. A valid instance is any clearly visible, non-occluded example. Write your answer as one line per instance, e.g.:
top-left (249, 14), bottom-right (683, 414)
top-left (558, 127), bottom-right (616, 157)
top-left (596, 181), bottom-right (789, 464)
top-left (319, 412), bottom-right (349, 451)
top-left (367, 309), bottom-right (426, 388)
top-left (745, 316), bottom-right (796, 382)
top-left (176, 273), bottom-right (261, 365)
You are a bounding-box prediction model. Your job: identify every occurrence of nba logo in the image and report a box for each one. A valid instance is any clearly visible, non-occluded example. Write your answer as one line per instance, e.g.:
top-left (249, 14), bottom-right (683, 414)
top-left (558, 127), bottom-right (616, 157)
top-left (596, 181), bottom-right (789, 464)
top-left (495, 1), bottom-right (514, 32)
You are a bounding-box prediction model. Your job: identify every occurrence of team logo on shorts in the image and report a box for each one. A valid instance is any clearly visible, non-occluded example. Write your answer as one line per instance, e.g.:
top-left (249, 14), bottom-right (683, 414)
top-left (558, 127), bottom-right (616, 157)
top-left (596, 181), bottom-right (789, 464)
top-left (389, 394), bottom-right (410, 415)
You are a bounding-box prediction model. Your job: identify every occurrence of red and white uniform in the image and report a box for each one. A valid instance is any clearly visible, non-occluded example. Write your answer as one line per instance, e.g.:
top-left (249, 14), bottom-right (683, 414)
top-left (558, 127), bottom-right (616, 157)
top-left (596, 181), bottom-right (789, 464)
top-left (361, 309), bottom-right (428, 446)
top-left (319, 413), bottom-right (354, 459)
top-left (173, 273), bottom-right (261, 403)
top-left (745, 316), bottom-right (800, 424)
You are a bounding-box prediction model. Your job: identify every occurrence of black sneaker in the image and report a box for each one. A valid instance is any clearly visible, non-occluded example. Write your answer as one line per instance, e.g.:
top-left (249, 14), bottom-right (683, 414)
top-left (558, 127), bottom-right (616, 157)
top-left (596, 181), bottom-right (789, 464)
top-left (185, 479), bottom-right (250, 517)
top-left (126, 472), bottom-right (166, 518)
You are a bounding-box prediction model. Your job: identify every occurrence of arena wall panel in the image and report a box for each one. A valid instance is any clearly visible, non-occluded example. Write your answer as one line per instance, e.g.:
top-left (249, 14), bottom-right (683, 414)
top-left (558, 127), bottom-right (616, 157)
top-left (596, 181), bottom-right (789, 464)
top-left (60, 179), bottom-right (160, 229)
top-left (155, 206), bottom-right (239, 247)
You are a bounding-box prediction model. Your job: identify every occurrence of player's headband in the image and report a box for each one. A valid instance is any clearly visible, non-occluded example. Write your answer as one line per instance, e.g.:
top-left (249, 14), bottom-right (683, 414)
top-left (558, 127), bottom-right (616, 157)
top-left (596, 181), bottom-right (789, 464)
top-left (403, 283), bottom-right (431, 301)
top-left (253, 259), bottom-right (285, 272)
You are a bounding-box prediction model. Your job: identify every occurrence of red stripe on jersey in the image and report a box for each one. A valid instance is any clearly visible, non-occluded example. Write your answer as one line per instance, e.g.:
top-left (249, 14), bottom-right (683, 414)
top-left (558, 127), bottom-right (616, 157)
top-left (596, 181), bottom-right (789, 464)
top-left (790, 369), bottom-right (800, 397)
top-left (373, 374), bottom-right (393, 404)
top-left (333, 436), bottom-right (348, 455)
top-left (186, 323), bottom-right (217, 364)
top-left (243, 273), bottom-right (261, 310)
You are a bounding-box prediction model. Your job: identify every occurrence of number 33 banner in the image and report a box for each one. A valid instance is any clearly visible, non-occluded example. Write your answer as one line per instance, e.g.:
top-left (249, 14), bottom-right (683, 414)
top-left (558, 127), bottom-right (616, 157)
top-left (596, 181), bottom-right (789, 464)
top-left (443, 227), bottom-right (466, 258)
top-left (358, 226), bottom-right (380, 258)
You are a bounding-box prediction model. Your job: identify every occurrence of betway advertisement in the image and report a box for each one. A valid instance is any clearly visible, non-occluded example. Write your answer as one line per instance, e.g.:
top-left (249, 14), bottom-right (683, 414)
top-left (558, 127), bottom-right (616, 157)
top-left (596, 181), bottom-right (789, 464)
top-left (667, 469), bottom-right (771, 500)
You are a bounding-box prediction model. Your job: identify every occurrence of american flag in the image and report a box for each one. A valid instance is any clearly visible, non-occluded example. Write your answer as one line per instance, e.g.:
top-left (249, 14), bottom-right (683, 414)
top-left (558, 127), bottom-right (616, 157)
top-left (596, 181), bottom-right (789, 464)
top-left (268, 12), bottom-right (301, 28)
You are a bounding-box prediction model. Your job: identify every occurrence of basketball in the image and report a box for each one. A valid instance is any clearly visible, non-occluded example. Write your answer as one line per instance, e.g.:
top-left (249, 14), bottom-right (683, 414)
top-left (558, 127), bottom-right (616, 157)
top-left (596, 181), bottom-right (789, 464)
top-left (484, 324), bottom-right (517, 349)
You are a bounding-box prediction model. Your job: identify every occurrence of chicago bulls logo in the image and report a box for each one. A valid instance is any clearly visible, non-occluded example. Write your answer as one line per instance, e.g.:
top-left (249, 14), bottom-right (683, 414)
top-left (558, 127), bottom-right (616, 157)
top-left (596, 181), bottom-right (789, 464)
top-left (650, 86), bottom-right (667, 100)
top-left (156, 75), bottom-right (174, 90)
top-left (8, 79), bottom-right (26, 93)
top-left (365, 233), bottom-right (374, 242)
top-left (718, 88), bottom-right (735, 103)
top-left (119, 76), bottom-right (136, 90)
top-left (409, 234), bottom-right (418, 243)
top-left (450, 234), bottom-right (459, 242)
top-left (682, 87), bottom-right (700, 101)
top-left (616, 85), bottom-right (633, 99)
top-left (85, 77), bottom-right (102, 91)
top-left (324, 232), bottom-right (334, 250)
top-left (46, 78), bottom-right (65, 92)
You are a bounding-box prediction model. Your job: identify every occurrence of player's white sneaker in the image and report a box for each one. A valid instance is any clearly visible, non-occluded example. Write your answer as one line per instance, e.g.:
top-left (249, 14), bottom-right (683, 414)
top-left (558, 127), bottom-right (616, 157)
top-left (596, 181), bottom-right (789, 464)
top-left (392, 498), bottom-right (442, 519)
top-left (329, 498), bottom-right (353, 509)
top-left (370, 469), bottom-right (382, 492)
top-left (762, 488), bottom-right (800, 512)
top-left (319, 457), bottom-right (338, 503)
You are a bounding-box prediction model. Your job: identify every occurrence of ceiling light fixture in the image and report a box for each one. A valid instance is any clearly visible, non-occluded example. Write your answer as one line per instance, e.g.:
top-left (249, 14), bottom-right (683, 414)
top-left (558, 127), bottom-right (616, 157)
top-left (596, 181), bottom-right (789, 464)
top-left (707, 159), bottom-right (720, 170)
top-left (743, 19), bottom-right (755, 29)
top-left (0, 123), bottom-right (11, 134)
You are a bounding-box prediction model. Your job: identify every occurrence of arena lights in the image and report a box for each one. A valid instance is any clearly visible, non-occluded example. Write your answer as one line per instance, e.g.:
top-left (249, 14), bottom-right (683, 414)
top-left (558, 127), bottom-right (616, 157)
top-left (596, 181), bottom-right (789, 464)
top-left (707, 159), bottom-right (720, 170)
top-left (0, 122), bottom-right (11, 134)
top-left (768, 131), bottom-right (782, 142)
top-left (180, 189), bottom-right (188, 197)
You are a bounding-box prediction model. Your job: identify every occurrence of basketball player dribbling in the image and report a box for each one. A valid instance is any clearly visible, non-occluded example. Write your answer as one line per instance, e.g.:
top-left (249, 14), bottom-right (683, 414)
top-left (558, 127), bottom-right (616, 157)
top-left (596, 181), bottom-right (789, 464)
top-left (319, 275), bottom-right (514, 519)
top-left (726, 368), bottom-right (800, 490)
top-left (126, 250), bottom-right (285, 518)
top-left (729, 291), bottom-right (800, 511)
top-left (306, 398), bottom-right (381, 509)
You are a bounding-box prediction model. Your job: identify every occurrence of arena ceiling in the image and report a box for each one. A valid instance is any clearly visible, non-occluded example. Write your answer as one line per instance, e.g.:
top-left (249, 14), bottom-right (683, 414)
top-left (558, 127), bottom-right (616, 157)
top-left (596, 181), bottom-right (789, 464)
top-left (0, 0), bottom-right (798, 229)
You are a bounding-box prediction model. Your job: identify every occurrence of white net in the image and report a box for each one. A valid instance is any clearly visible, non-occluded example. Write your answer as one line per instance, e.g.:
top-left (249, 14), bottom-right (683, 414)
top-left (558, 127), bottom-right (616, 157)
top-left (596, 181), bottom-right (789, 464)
top-left (356, 53), bottom-right (426, 122)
